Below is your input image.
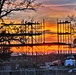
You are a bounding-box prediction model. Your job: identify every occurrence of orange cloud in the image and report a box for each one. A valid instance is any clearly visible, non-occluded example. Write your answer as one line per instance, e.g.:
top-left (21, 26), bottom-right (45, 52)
top-left (2, 1), bottom-right (76, 54)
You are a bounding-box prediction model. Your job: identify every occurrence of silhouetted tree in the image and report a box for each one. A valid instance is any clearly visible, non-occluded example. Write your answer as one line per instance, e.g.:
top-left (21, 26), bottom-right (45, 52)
top-left (0, 0), bottom-right (41, 19)
top-left (0, 0), bottom-right (41, 60)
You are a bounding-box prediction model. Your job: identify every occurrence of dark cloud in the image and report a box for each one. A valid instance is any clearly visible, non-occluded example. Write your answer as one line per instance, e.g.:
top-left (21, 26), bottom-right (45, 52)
top-left (39, 0), bottom-right (76, 13)
top-left (43, 30), bottom-right (57, 34)
top-left (58, 4), bottom-right (76, 9)
top-left (42, 0), bottom-right (76, 4)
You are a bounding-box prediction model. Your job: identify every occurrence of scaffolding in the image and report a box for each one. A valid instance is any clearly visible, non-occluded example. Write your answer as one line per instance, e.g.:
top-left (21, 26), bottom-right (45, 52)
top-left (1, 18), bottom-right (76, 55)
top-left (0, 20), bottom-right (44, 55)
top-left (57, 19), bottom-right (76, 54)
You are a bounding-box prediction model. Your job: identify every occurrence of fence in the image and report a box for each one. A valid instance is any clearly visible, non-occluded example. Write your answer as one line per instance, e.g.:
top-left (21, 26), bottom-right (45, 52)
top-left (0, 68), bottom-right (75, 75)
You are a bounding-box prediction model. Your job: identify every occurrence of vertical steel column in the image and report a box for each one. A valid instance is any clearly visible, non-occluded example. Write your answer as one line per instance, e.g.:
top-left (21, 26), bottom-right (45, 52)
top-left (70, 22), bottom-right (72, 54)
top-left (43, 19), bottom-right (45, 43)
top-left (43, 19), bottom-right (46, 55)
top-left (57, 19), bottom-right (59, 54)
top-left (30, 23), bottom-right (33, 56)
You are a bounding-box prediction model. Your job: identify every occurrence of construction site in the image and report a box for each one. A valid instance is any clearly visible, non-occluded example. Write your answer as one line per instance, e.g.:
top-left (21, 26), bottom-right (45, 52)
top-left (0, 18), bottom-right (76, 54)
top-left (0, 18), bottom-right (76, 75)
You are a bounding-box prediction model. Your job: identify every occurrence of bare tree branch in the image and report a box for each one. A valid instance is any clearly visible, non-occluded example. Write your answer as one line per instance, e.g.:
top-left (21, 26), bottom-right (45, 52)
top-left (0, 0), bottom-right (6, 15)
top-left (0, 0), bottom-right (41, 19)
top-left (0, 7), bottom-right (36, 18)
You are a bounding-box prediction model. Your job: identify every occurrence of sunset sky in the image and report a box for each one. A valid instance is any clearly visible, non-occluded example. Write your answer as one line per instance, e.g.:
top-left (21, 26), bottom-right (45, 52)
top-left (3, 0), bottom-right (76, 53)
top-left (6, 0), bottom-right (76, 41)
top-left (5, 0), bottom-right (76, 22)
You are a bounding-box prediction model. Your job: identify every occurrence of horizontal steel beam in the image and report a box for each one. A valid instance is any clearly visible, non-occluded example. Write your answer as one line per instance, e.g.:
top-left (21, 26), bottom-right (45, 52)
top-left (0, 42), bottom-right (71, 47)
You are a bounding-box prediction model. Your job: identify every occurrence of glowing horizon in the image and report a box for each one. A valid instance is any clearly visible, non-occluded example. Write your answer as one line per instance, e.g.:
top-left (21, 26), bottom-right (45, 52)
top-left (1, 0), bottom-right (76, 54)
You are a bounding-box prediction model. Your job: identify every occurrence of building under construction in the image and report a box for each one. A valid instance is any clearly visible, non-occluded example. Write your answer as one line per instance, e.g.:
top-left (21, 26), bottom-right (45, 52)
top-left (0, 19), bottom-right (76, 75)
top-left (57, 19), bottom-right (76, 54)
top-left (0, 20), bottom-right (44, 55)
top-left (0, 19), bottom-right (76, 57)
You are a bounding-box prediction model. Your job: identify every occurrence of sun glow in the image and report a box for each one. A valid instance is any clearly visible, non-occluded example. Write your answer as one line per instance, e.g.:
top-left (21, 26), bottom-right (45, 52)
top-left (1, 0), bottom-right (76, 54)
